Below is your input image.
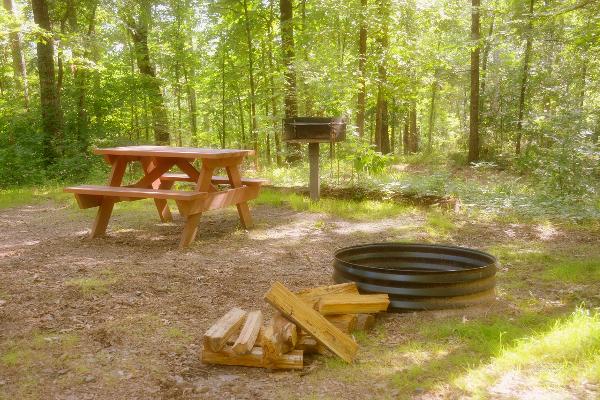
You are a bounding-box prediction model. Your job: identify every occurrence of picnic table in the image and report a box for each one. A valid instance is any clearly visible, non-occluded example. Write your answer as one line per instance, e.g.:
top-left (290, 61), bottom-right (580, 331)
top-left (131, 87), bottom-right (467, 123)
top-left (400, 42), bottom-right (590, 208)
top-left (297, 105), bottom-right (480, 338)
top-left (64, 146), bottom-right (267, 248)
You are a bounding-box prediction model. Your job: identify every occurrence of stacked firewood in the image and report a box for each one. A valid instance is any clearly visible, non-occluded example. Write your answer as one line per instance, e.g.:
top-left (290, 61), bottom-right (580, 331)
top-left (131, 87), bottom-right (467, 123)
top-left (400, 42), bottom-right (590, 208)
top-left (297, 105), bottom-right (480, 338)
top-left (200, 282), bottom-right (389, 369)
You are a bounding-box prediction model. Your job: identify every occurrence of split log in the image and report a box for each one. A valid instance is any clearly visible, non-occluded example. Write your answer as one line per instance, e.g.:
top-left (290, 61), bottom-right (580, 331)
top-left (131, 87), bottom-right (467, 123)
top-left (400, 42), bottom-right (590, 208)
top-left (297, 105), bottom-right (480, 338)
top-left (232, 310), bottom-right (263, 355)
top-left (264, 282), bottom-right (358, 363)
top-left (203, 307), bottom-right (247, 352)
top-left (317, 294), bottom-right (389, 315)
top-left (296, 282), bottom-right (359, 304)
top-left (325, 314), bottom-right (357, 333)
top-left (202, 346), bottom-right (303, 370)
top-left (261, 314), bottom-right (298, 366)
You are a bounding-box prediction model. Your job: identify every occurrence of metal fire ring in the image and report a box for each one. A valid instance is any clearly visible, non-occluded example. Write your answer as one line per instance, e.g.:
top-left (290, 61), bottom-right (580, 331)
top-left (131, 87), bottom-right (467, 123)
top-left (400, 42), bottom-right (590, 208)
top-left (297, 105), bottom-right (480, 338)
top-left (333, 243), bottom-right (498, 312)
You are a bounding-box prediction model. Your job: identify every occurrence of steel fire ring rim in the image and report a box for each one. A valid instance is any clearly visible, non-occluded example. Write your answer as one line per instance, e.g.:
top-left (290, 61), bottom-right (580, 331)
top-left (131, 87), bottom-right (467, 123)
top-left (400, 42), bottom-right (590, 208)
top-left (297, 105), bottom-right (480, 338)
top-left (332, 242), bottom-right (498, 312)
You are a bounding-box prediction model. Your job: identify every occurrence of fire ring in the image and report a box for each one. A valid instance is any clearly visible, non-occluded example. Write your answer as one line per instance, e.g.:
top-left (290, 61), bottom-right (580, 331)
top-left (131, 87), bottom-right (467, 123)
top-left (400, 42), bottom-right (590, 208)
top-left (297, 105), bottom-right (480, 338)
top-left (333, 243), bottom-right (498, 312)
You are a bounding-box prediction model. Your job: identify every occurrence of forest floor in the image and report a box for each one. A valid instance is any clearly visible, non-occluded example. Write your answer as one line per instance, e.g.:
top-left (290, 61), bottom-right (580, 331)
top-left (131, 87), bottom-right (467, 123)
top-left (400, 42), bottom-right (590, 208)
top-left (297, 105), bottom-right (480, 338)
top-left (1, 188), bottom-right (599, 400)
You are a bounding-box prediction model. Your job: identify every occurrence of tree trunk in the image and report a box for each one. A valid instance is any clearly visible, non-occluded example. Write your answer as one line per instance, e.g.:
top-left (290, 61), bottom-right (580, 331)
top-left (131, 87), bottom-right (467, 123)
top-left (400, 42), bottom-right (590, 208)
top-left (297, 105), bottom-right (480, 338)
top-left (409, 101), bottom-right (418, 153)
top-left (374, 0), bottom-right (390, 154)
top-left (468, 0), bottom-right (481, 163)
top-left (242, 0), bottom-right (259, 164)
top-left (403, 117), bottom-right (409, 155)
top-left (221, 46), bottom-right (226, 149)
top-left (356, 0), bottom-right (367, 139)
top-left (3, 0), bottom-right (29, 109)
top-left (480, 0), bottom-right (496, 106)
top-left (268, 0), bottom-right (282, 166)
top-left (31, 0), bottom-right (63, 165)
top-left (427, 74), bottom-right (438, 152)
top-left (515, 0), bottom-right (534, 155)
top-left (280, 0), bottom-right (300, 162)
top-left (125, 3), bottom-right (170, 145)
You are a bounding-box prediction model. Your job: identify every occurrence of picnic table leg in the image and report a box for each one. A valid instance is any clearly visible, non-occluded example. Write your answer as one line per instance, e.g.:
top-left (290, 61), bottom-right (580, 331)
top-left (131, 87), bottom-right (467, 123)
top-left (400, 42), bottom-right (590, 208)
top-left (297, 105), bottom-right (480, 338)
top-left (179, 165), bottom-right (215, 249)
top-left (90, 157), bottom-right (127, 238)
top-left (226, 163), bottom-right (253, 229)
top-left (141, 157), bottom-right (173, 223)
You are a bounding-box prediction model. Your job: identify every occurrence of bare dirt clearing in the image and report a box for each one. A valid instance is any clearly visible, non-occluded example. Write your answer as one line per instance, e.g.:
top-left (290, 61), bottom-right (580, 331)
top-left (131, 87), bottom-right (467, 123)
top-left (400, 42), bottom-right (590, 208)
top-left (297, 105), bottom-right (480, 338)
top-left (0, 199), bottom-right (598, 399)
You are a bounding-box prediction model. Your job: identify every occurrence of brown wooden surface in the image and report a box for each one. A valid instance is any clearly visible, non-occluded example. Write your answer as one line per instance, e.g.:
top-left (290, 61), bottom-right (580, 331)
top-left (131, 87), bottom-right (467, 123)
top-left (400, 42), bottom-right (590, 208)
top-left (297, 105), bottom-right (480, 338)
top-left (317, 294), bottom-right (390, 315)
top-left (264, 282), bottom-right (358, 363)
top-left (201, 346), bottom-right (303, 370)
top-left (296, 283), bottom-right (359, 303)
top-left (203, 307), bottom-right (247, 352)
top-left (65, 146), bottom-right (263, 248)
top-left (232, 310), bottom-right (263, 355)
top-left (94, 145), bottom-right (254, 159)
top-left (325, 314), bottom-right (357, 333)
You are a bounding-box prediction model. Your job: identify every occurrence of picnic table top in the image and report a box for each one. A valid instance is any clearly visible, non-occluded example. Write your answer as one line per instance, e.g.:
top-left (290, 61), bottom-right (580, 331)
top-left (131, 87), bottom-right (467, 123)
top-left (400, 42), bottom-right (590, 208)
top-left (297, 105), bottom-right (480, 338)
top-left (93, 146), bottom-right (255, 159)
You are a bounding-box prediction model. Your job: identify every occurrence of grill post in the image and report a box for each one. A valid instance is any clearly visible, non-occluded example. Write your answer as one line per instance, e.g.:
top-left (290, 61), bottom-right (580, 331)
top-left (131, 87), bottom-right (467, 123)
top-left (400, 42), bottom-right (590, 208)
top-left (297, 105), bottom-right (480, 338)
top-left (308, 143), bottom-right (320, 201)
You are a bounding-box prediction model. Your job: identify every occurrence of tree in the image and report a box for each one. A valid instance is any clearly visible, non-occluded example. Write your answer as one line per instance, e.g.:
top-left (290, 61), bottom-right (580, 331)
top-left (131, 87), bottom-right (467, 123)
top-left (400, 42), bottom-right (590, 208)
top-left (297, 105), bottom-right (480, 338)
top-left (515, 0), bottom-right (534, 155)
top-left (3, 0), bottom-right (29, 109)
top-left (468, 0), bottom-right (481, 163)
top-left (242, 0), bottom-right (258, 162)
top-left (356, 0), bottom-right (367, 139)
top-left (374, 0), bottom-right (390, 154)
top-left (279, 0), bottom-right (300, 162)
top-left (31, 0), bottom-right (64, 165)
top-left (124, 1), bottom-right (170, 145)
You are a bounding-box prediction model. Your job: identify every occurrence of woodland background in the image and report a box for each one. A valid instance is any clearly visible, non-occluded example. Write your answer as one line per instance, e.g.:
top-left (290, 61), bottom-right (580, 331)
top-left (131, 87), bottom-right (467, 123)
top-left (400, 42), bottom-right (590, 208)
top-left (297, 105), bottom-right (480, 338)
top-left (0, 0), bottom-right (598, 203)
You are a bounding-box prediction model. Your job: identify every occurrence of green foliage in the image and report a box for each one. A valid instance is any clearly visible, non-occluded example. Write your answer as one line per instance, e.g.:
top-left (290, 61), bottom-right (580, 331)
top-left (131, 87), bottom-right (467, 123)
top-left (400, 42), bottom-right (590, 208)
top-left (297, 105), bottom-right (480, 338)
top-left (342, 142), bottom-right (394, 175)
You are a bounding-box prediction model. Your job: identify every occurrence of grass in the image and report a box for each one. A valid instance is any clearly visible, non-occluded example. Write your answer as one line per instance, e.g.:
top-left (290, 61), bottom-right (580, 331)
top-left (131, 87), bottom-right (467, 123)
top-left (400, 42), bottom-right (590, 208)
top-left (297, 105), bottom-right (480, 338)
top-left (65, 270), bottom-right (116, 296)
top-left (424, 211), bottom-right (455, 237)
top-left (0, 185), bottom-right (71, 209)
top-left (457, 308), bottom-right (600, 397)
top-left (542, 259), bottom-right (600, 283)
top-left (256, 188), bottom-right (413, 220)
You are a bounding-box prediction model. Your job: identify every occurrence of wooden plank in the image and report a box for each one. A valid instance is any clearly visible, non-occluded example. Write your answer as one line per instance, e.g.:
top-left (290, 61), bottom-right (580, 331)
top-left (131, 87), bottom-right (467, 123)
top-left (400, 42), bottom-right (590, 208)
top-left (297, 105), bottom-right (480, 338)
top-left (317, 294), bottom-right (390, 315)
top-left (94, 146), bottom-right (254, 159)
top-left (226, 163), bottom-right (254, 229)
top-left (161, 173), bottom-right (268, 186)
top-left (203, 308), bottom-right (247, 352)
top-left (64, 185), bottom-right (206, 200)
top-left (325, 314), bottom-right (357, 333)
top-left (296, 283), bottom-right (359, 303)
top-left (175, 186), bottom-right (260, 217)
top-left (355, 314), bottom-right (376, 331)
top-left (89, 157), bottom-right (127, 238)
top-left (232, 310), bottom-right (263, 355)
top-left (264, 282), bottom-right (358, 363)
top-left (201, 346), bottom-right (303, 370)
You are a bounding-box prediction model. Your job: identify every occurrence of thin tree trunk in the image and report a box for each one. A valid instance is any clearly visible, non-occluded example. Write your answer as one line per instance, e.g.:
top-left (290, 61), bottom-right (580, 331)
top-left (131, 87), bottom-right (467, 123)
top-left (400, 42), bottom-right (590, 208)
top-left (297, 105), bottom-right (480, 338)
top-left (468, 0), bottom-right (481, 163)
top-left (221, 46), bottom-right (226, 149)
top-left (356, 0), bottom-right (367, 139)
top-left (515, 0), bottom-right (534, 155)
top-left (242, 0), bottom-right (259, 164)
top-left (237, 93), bottom-right (246, 148)
top-left (3, 0), bottom-right (29, 109)
top-left (125, 3), bottom-right (170, 145)
top-left (184, 66), bottom-right (197, 145)
top-left (32, 0), bottom-right (63, 165)
top-left (409, 101), bottom-right (418, 153)
top-left (427, 73), bottom-right (438, 152)
top-left (374, 0), bottom-right (390, 154)
top-left (280, 0), bottom-right (300, 162)
top-left (403, 117), bottom-right (409, 155)
top-left (268, 0), bottom-right (282, 166)
top-left (480, 0), bottom-right (496, 105)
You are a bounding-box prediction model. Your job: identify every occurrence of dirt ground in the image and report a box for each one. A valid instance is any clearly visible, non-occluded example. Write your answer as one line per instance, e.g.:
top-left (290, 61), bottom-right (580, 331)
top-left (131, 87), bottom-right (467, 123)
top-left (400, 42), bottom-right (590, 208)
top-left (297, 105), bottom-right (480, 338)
top-left (0, 199), bottom-right (599, 399)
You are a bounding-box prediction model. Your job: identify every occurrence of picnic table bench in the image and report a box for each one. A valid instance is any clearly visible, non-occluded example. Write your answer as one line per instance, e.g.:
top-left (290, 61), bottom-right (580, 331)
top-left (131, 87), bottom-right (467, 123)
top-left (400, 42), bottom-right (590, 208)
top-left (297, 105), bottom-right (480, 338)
top-left (65, 146), bottom-right (267, 248)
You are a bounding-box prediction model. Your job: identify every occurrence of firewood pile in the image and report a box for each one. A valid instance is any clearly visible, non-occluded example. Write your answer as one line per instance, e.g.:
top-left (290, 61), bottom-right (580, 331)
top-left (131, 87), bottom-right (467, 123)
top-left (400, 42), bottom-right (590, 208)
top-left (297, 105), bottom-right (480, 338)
top-left (200, 282), bottom-right (390, 370)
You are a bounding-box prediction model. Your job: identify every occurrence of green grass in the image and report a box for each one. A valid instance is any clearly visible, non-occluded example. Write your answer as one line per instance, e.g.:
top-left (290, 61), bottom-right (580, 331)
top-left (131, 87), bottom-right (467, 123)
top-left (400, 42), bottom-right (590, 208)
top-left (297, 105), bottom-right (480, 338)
top-left (0, 186), bottom-right (71, 209)
top-left (256, 188), bottom-right (413, 220)
top-left (542, 259), bottom-right (600, 283)
top-left (425, 211), bottom-right (455, 237)
top-left (457, 308), bottom-right (600, 396)
top-left (65, 270), bottom-right (116, 296)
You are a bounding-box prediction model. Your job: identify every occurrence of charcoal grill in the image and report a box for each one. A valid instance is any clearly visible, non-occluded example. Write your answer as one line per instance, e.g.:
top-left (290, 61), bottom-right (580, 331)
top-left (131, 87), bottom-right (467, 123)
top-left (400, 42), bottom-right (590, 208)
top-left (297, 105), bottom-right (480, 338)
top-left (283, 117), bottom-right (346, 202)
top-left (333, 243), bottom-right (497, 312)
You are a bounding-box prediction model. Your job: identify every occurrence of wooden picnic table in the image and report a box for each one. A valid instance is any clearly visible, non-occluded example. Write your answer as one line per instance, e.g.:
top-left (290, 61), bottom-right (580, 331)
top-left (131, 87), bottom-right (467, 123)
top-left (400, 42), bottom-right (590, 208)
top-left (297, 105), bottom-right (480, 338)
top-left (65, 146), bottom-right (267, 248)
